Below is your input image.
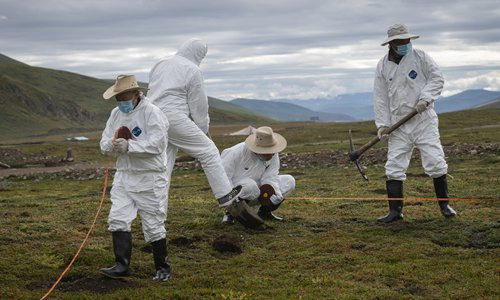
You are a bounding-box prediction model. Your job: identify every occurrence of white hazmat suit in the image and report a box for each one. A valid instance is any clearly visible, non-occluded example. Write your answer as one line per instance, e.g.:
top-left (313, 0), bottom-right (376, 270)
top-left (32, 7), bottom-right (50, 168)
top-left (221, 142), bottom-right (295, 205)
top-left (148, 38), bottom-right (233, 199)
top-left (374, 48), bottom-right (447, 181)
top-left (100, 96), bottom-right (169, 243)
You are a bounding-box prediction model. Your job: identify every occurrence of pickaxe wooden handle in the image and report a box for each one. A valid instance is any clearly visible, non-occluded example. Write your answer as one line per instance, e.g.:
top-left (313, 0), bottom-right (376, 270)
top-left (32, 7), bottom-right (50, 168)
top-left (349, 106), bottom-right (424, 180)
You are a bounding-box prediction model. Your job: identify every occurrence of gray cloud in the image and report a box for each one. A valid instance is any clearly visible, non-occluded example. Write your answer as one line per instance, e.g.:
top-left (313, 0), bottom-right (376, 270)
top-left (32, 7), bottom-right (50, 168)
top-left (1, 0), bottom-right (499, 99)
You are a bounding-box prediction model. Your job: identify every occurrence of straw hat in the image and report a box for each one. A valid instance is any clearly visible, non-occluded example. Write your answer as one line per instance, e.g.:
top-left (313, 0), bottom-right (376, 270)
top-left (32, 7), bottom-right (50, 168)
top-left (245, 126), bottom-right (287, 154)
top-left (381, 24), bottom-right (419, 46)
top-left (103, 75), bottom-right (147, 100)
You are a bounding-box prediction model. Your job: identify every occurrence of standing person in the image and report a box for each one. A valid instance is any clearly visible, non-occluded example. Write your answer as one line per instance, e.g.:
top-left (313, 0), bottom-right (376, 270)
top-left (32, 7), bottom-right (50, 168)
top-left (99, 75), bottom-right (171, 281)
top-left (373, 24), bottom-right (457, 223)
top-left (220, 127), bottom-right (295, 223)
top-left (148, 38), bottom-right (241, 208)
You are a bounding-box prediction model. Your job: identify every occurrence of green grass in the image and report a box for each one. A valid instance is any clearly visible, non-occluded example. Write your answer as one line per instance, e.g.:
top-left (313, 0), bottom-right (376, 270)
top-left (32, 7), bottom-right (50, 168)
top-left (0, 108), bottom-right (499, 299)
top-left (0, 156), bottom-right (498, 299)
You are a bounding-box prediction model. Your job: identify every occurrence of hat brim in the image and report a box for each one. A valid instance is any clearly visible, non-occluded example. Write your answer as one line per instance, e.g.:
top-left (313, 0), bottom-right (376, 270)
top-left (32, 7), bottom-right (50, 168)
top-left (103, 86), bottom-right (148, 100)
top-left (245, 132), bottom-right (287, 154)
top-left (381, 33), bottom-right (419, 46)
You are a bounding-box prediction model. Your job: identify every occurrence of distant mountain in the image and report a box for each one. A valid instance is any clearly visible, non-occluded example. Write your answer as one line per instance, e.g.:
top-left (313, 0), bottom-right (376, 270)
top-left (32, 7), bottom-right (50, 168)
top-left (272, 89), bottom-right (500, 120)
top-left (276, 92), bottom-right (373, 120)
top-left (231, 98), bottom-right (355, 122)
top-left (434, 89), bottom-right (500, 113)
top-left (208, 97), bottom-right (276, 124)
top-left (474, 98), bottom-right (500, 109)
top-left (0, 53), bottom-right (274, 139)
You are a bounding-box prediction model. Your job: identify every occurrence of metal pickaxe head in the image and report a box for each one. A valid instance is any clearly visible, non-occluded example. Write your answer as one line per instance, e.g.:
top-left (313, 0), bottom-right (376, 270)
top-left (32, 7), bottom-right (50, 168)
top-left (348, 130), bottom-right (369, 181)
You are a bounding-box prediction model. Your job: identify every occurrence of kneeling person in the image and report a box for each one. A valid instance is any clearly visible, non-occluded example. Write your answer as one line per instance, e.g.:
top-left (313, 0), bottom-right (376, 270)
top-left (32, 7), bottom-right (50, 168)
top-left (99, 75), bottom-right (171, 281)
top-left (221, 127), bottom-right (295, 223)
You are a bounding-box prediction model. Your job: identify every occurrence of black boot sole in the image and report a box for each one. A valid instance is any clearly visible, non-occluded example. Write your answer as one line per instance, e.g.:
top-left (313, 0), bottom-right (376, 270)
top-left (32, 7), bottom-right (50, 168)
top-left (376, 213), bottom-right (404, 223)
top-left (99, 270), bottom-right (130, 279)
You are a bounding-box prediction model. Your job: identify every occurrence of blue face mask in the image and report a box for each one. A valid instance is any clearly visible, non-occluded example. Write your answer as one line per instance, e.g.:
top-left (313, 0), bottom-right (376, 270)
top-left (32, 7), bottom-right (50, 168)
top-left (117, 100), bottom-right (134, 114)
top-left (395, 43), bottom-right (412, 56)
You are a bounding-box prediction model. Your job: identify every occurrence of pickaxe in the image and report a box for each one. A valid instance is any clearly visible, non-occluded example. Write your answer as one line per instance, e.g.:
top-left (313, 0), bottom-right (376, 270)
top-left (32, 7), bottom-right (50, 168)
top-left (348, 106), bottom-right (425, 180)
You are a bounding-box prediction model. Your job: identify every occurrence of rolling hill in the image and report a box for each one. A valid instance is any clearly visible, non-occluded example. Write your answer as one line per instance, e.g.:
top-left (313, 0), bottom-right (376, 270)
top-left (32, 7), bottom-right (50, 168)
top-left (0, 54), bottom-right (274, 139)
top-left (274, 90), bottom-right (500, 120)
top-left (208, 97), bottom-right (275, 124)
top-left (474, 98), bottom-right (500, 109)
top-left (435, 90), bottom-right (500, 112)
top-left (275, 92), bottom-right (373, 120)
top-left (231, 98), bottom-right (355, 122)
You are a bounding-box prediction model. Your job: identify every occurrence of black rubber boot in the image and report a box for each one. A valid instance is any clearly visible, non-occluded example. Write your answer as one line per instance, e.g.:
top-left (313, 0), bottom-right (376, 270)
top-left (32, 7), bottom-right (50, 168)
top-left (258, 202), bottom-right (283, 221)
top-left (100, 231), bottom-right (132, 279)
top-left (377, 180), bottom-right (404, 223)
top-left (151, 238), bottom-right (171, 282)
top-left (433, 174), bottom-right (457, 218)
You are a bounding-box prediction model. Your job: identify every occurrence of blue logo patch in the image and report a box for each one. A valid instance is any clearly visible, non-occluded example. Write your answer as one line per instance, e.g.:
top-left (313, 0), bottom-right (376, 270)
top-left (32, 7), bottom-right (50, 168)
top-left (409, 70), bottom-right (418, 79)
top-left (132, 126), bottom-right (142, 137)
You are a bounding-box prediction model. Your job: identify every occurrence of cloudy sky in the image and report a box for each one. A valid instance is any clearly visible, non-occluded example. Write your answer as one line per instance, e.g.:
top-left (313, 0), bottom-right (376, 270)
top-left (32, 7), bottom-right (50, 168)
top-left (1, 0), bottom-right (499, 100)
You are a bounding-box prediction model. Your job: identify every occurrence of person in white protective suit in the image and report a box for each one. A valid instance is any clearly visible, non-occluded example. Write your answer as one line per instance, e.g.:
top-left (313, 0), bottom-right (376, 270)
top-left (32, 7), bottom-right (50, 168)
top-left (148, 38), bottom-right (241, 208)
top-left (99, 75), bottom-right (171, 282)
top-left (373, 24), bottom-right (457, 222)
top-left (220, 126), bottom-right (296, 223)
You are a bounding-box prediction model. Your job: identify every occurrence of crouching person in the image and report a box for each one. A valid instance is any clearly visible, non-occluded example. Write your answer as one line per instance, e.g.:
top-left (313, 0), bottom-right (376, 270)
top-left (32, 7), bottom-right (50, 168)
top-left (221, 126), bottom-right (295, 223)
top-left (99, 75), bottom-right (171, 281)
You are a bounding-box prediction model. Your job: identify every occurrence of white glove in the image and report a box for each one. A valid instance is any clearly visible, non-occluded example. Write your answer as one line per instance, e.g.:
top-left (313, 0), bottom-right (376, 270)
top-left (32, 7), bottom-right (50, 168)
top-left (377, 126), bottom-right (389, 141)
top-left (113, 138), bottom-right (128, 154)
top-left (416, 99), bottom-right (429, 113)
top-left (270, 193), bottom-right (284, 205)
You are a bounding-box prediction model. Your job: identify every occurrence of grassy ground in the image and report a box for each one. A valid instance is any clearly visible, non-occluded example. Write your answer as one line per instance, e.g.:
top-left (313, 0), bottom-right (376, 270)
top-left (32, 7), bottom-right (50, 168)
top-left (0, 109), bottom-right (499, 299)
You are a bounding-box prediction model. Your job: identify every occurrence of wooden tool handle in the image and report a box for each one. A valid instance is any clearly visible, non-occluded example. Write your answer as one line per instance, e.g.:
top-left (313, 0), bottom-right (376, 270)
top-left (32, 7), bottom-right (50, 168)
top-left (356, 109), bottom-right (418, 157)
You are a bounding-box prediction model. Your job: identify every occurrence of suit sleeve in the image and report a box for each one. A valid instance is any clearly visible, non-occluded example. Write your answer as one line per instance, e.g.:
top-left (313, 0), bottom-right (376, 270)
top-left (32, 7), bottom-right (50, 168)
top-left (127, 107), bottom-right (169, 157)
top-left (100, 111), bottom-right (116, 156)
top-left (260, 156), bottom-right (281, 195)
top-left (373, 61), bottom-right (391, 129)
top-left (419, 52), bottom-right (444, 103)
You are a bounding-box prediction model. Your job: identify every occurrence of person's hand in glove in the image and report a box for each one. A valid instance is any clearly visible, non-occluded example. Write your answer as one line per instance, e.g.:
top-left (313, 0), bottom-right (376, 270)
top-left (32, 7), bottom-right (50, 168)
top-left (416, 99), bottom-right (429, 113)
top-left (113, 138), bottom-right (129, 154)
top-left (377, 126), bottom-right (389, 141)
top-left (270, 192), bottom-right (284, 205)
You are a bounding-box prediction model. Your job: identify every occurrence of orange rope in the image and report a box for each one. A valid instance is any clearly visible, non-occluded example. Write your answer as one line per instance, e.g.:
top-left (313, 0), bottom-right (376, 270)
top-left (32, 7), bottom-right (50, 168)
top-left (40, 162), bottom-right (109, 300)
top-left (288, 196), bottom-right (500, 202)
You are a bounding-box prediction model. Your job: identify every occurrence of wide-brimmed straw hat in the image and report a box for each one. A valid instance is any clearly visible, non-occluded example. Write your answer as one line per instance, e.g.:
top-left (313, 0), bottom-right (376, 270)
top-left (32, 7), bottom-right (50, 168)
top-left (381, 24), bottom-right (419, 46)
top-left (103, 75), bottom-right (147, 100)
top-left (245, 126), bottom-right (287, 154)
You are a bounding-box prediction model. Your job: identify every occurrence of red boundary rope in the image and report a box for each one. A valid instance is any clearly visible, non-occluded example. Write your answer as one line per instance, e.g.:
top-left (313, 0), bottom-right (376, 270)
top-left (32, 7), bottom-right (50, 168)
top-left (288, 196), bottom-right (500, 202)
top-left (38, 162), bottom-right (497, 298)
top-left (40, 162), bottom-right (109, 300)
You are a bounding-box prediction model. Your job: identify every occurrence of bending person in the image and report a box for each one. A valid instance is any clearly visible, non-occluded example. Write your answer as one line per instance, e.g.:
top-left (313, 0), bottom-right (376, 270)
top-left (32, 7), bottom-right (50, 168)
top-left (148, 38), bottom-right (241, 208)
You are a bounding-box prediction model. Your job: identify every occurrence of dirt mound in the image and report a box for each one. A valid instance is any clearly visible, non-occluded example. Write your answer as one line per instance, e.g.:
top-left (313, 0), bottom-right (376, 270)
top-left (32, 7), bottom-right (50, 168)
top-left (0, 148), bottom-right (70, 168)
top-left (279, 142), bottom-right (500, 169)
top-left (1, 142), bottom-right (498, 179)
top-left (212, 234), bottom-right (242, 253)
